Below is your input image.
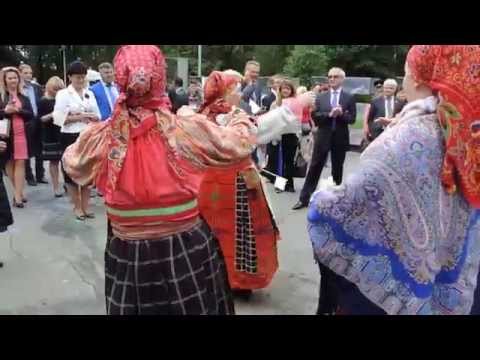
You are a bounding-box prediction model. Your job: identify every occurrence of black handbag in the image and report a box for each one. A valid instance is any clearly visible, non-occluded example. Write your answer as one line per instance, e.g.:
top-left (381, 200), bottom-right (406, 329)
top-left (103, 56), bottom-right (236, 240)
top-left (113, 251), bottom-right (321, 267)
top-left (42, 142), bottom-right (62, 160)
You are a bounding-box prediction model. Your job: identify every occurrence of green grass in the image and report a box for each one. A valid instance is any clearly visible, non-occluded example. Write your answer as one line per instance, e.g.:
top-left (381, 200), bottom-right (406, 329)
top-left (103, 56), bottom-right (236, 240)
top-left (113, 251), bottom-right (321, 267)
top-left (352, 114), bottom-right (364, 129)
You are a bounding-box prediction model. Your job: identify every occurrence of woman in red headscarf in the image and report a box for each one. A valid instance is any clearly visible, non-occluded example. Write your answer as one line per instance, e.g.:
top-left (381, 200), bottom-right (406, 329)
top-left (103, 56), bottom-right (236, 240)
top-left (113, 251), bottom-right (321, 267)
top-left (307, 45), bottom-right (480, 315)
top-left (62, 46), bottom-right (313, 315)
top-left (199, 70), bottom-right (313, 298)
top-left (197, 70), bottom-right (306, 298)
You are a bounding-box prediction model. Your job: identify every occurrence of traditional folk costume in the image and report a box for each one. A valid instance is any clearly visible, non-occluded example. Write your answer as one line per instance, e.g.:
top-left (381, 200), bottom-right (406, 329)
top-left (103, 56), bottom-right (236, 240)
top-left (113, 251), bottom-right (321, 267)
top-left (308, 45), bottom-right (480, 315)
top-left (62, 46), bottom-right (266, 315)
top-left (197, 71), bottom-right (309, 293)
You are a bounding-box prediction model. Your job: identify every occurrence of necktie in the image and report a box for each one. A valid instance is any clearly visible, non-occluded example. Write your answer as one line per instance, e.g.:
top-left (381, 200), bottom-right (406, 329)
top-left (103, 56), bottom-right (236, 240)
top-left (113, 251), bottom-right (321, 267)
top-left (331, 91), bottom-right (339, 130)
top-left (386, 97), bottom-right (393, 118)
top-left (331, 91), bottom-right (338, 107)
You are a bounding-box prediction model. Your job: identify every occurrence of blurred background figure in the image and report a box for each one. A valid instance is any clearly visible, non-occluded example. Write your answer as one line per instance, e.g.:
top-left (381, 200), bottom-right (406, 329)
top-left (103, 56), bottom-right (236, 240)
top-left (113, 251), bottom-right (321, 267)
top-left (38, 76), bottom-right (65, 198)
top-left (54, 61), bottom-right (101, 221)
top-left (90, 62), bottom-right (119, 121)
top-left (263, 79), bottom-right (298, 193)
top-left (19, 64), bottom-right (45, 187)
top-left (0, 67), bottom-right (33, 208)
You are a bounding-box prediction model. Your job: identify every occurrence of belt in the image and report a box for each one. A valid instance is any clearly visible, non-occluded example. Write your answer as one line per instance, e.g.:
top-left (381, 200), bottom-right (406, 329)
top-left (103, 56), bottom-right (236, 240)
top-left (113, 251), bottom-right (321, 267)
top-left (106, 199), bottom-right (198, 218)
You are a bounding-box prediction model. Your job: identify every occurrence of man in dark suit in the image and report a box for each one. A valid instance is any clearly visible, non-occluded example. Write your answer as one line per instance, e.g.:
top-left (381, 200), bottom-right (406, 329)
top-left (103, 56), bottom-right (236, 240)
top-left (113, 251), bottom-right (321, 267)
top-left (241, 60), bottom-right (263, 115)
top-left (19, 64), bottom-right (45, 186)
top-left (293, 67), bottom-right (356, 210)
top-left (241, 60), bottom-right (264, 165)
top-left (366, 78), bottom-right (406, 141)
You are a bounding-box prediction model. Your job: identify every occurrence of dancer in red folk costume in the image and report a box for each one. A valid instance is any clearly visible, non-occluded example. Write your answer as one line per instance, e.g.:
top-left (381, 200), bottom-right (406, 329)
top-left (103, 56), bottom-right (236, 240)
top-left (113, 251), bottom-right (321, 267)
top-left (197, 70), bottom-right (314, 298)
top-left (63, 46), bottom-right (314, 314)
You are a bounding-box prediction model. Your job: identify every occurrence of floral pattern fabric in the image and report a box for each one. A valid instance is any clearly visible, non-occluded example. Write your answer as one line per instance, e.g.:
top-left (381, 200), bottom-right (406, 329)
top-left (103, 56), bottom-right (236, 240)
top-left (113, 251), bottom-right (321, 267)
top-left (308, 97), bottom-right (480, 315)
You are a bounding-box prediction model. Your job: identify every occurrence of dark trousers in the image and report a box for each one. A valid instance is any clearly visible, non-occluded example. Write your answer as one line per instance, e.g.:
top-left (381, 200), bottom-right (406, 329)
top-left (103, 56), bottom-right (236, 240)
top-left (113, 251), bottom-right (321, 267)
top-left (316, 262), bottom-right (339, 314)
top-left (25, 123), bottom-right (45, 181)
top-left (299, 131), bottom-right (347, 204)
top-left (471, 267), bottom-right (480, 315)
top-left (263, 134), bottom-right (298, 189)
top-left (25, 156), bottom-right (45, 182)
top-left (282, 134), bottom-right (298, 190)
top-left (264, 143), bottom-right (280, 183)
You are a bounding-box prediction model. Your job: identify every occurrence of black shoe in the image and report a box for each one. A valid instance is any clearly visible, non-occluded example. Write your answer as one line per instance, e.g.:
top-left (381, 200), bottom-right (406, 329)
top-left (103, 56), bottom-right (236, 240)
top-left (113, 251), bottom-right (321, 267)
top-left (292, 201), bottom-right (307, 210)
top-left (12, 199), bottom-right (24, 208)
top-left (27, 179), bottom-right (37, 186)
top-left (274, 188), bottom-right (283, 193)
top-left (0, 261), bottom-right (3, 268)
top-left (37, 178), bottom-right (49, 184)
top-left (75, 214), bottom-right (86, 221)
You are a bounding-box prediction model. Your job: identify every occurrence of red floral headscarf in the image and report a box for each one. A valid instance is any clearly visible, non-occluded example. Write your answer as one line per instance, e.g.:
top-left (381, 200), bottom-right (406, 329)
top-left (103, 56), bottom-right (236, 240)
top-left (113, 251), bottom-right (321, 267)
top-left (107, 45), bottom-right (172, 189)
top-left (113, 45), bottom-right (171, 110)
top-left (407, 45), bottom-right (480, 208)
top-left (198, 71), bottom-right (240, 121)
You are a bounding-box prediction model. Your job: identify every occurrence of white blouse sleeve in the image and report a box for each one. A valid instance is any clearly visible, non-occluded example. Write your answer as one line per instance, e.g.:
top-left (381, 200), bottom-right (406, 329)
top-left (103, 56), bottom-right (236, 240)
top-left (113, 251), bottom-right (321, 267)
top-left (53, 89), bottom-right (70, 128)
top-left (255, 106), bottom-right (300, 144)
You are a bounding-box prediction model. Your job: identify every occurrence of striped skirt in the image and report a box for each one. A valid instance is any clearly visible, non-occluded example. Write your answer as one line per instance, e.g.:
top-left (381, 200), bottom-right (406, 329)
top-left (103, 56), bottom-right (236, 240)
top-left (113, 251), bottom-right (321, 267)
top-left (104, 220), bottom-right (235, 315)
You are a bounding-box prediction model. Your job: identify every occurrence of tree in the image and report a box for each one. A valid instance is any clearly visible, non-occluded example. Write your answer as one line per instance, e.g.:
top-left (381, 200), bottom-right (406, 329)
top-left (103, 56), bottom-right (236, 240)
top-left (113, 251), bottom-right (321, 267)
top-left (0, 46), bottom-right (26, 68)
top-left (253, 45), bottom-right (294, 76)
top-left (17, 45), bottom-right (120, 84)
top-left (283, 45), bottom-right (329, 85)
top-left (323, 45), bottom-right (409, 78)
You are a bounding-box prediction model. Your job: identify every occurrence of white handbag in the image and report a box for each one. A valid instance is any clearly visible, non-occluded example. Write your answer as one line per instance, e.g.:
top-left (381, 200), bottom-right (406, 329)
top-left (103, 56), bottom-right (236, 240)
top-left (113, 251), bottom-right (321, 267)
top-left (0, 118), bottom-right (10, 138)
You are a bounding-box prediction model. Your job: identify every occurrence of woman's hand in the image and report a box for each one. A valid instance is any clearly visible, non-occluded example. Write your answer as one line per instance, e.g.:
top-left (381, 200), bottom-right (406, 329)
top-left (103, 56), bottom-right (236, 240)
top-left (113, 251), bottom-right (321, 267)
top-left (4, 104), bottom-right (17, 114)
top-left (79, 112), bottom-right (99, 123)
top-left (85, 113), bottom-right (100, 123)
top-left (0, 140), bottom-right (7, 153)
top-left (374, 117), bottom-right (392, 127)
top-left (41, 113), bottom-right (53, 122)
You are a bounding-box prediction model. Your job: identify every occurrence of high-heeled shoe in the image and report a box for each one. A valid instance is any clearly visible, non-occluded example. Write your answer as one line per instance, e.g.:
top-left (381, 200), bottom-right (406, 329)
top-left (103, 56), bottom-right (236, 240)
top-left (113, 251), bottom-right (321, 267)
top-left (12, 199), bottom-right (24, 208)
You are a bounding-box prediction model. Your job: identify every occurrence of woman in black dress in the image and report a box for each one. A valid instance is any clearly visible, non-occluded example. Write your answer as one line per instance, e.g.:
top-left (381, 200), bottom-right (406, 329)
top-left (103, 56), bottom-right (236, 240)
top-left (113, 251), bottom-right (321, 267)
top-left (38, 76), bottom-right (65, 197)
top-left (264, 79), bottom-right (298, 193)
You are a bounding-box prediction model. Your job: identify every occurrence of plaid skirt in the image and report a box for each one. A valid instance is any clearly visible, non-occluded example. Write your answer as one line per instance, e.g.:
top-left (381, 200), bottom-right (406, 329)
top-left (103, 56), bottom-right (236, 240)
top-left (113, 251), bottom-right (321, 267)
top-left (104, 220), bottom-right (235, 315)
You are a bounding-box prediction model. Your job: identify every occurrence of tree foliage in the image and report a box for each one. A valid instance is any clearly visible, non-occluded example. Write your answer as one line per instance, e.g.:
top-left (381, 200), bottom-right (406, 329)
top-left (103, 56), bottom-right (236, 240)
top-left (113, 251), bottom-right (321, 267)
top-left (323, 45), bottom-right (410, 78)
top-left (0, 45), bottom-right (411, 85)
top-left (283, 45), bottom-right (329, 85)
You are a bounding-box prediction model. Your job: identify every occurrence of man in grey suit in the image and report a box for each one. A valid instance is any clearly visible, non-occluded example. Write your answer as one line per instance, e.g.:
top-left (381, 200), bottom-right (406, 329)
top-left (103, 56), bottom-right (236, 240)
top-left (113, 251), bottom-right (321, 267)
top-left (366, 78), bottom-right (406, 141)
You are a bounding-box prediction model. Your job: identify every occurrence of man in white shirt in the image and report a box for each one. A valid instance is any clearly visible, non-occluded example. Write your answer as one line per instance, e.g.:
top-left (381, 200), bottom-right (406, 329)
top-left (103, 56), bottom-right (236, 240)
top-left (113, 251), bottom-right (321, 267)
top-left (90, 62), bottom-right (119, 121)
